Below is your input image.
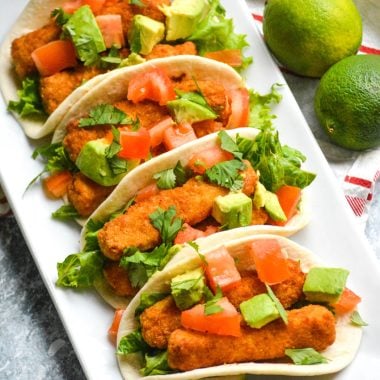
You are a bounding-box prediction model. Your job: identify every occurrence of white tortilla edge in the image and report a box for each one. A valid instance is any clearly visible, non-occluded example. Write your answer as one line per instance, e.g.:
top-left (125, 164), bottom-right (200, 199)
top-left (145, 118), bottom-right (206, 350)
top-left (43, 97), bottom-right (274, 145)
top-left (116, 234), bottom-right (363, 379)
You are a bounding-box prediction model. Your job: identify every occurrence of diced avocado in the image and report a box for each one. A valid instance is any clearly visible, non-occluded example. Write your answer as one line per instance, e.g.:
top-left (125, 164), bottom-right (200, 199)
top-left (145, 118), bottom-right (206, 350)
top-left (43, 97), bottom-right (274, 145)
top-left (252, 181), bottom-right (266, 209)
top-left (75, 139), bottom-right (126, 186)
top-left (303, 267), bottom-right (349, 304)
top-left (212, 193), bottom-right (252, 229)
top-left (119, 52), bottom-right (146, 67)
top-left (170, 268), bottom-right (205, 310)
top-left (264, 191), bottom-right (287, 222)
top-left (167, 99), bottom-right (217, 124)
top-left (240, 293), bottom-right (280, 329)
top-left (160, 0), bottom-right (209, 41)
top-left (128, 15), bottom-right (165, 55)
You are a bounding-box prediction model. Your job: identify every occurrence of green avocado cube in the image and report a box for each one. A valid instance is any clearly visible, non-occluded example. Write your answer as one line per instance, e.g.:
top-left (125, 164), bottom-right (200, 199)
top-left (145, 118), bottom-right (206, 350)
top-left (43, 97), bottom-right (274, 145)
top-left (75, 139), bottom-right (127, 186)
top-left (252, 181), bottom-right (266, 209)
top-left (240, 293), bottom-right (280, 329)
top-left (160, 0), bottom-right (209, 41)
top-left (212, 193), bottom-right (252, 229)
top-left (171, 268), bottom-right (205, 310)
top-left (167, 99), bottom-right (217, 124)
top-left (128, 15), bottom-right (165, 55)
top-left (303, 267), bottom-right (349, 304)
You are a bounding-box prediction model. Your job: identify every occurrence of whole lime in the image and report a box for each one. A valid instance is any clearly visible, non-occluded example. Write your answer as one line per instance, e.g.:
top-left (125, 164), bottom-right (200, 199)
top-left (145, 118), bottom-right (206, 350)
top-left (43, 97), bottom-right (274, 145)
top-left (263, 0), bottom-right (363, 78)
top-left (314, 54), bottom-right (380, 151)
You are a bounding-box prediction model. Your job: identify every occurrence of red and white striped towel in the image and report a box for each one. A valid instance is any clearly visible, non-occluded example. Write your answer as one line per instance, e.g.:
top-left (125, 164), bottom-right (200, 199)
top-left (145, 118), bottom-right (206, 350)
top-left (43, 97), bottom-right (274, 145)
top-left (248, 0), bottom-right (380, 229)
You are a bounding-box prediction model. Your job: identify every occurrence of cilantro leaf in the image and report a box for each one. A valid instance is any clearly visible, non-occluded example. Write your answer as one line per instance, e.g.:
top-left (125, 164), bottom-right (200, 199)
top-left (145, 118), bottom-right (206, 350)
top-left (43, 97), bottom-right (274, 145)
top-left (8, 76), bottom-right (45, 117)
top-left (135, 292), bottom-right (169, 316)
top-left (52, 204), bottom-right (80, 220)
top-left (265, 284), bottom-right (288, 325)
top-left (51, 8), bottom-right (71, 26)
top-left (129, 0), bottom-right (145, 8)
top-left (62, 5), bottom-right (106, 66)
top-left (117, 329), bottom-right (148, 355)
top-left (237, 130), bottom-right (316, 192)
top-left (248, 84), bottom-right (282, 130)
top-left (204, 286), bottom-right (223, 315)
top-left (285, 348), bottom-right (328, 365)
top-left (188, 0), bottom-right (251, 71)
top-left (350, 311), bottom-right (368, 326)
top-left (56, 250), bottom-right (104, 288)
top-left (149, 206), bottom-right (183, 245)
top-left (142, 351), bottom-right (172, 376)
top-left (205, 159), bottom-right (245, 191)
top-left (79, 104), bottom-right (134, 127)
top-left (218, 130), bottom-right (243, 160)
top-left (153, 161), bottom-right (189, 190)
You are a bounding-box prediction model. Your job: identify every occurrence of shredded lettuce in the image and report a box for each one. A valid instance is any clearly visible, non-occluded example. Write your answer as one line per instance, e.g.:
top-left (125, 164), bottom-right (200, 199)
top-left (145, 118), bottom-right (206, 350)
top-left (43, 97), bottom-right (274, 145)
top-left (56, 250), bottom-right (104, 288)
top-left (142, 351), bottom-right (172, 376)
top-left (285, 348), bottom-right (328, 365)
top-left (8, 76), bottom-right (45, 117)
top-left (117, 329), bottom-right (148, 355)
top-left (135, 292), bottom-right (169, 316)
top-left (188, 0), bottom-right (252, 70)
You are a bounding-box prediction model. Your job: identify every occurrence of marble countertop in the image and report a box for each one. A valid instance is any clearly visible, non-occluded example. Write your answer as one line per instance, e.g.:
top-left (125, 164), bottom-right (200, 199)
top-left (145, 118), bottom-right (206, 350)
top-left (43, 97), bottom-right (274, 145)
top-left (0, 1), bottom-right (379, 380)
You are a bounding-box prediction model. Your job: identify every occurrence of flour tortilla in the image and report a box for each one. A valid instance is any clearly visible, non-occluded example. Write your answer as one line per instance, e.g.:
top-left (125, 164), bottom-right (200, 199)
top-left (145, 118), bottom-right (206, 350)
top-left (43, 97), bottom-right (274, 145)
top-left (0, 0), bottom-right (109, 139)
top-left (79, 128), bottom-right (311, 308)
top-left (117, 234), bottom-right (363, 379)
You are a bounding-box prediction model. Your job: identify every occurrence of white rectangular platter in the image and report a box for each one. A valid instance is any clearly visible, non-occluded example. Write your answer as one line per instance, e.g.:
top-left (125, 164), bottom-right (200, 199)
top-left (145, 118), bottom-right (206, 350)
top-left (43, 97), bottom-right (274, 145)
top-left (1, 1), bottom-right (380, 379)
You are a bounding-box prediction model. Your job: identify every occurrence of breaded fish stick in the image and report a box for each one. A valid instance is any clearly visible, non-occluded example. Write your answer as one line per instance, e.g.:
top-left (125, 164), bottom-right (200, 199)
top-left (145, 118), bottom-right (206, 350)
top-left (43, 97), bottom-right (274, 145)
top-left (225, 260), bottom-right (306, 309)
top-left (98, 178), bottom-right (228, 260)
top-left (168, 305), bottom-right (336, 371)
top-left (140, 296), bottom-right (181, 349)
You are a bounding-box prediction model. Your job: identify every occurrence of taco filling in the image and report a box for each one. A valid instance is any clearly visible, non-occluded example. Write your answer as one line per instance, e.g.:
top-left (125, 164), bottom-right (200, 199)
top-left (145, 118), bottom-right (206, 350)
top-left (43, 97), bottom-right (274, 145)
top-left (56, 129), bottom-right (316, 304)
top-left (34, 68), bottom-right (280, 220)
top-left (115, 237), bottom-right (364, 376)
top-left (8, 0), bottom-right (251, 119)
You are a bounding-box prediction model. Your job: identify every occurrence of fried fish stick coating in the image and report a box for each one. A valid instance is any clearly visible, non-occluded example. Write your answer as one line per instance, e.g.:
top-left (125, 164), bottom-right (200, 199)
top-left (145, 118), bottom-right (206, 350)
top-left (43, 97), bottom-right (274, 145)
top-left (98, 178), bottom-right (228, 260)
top-left (225, 260), bottom-right (306, 310)
top-left (131, 0), bottom-right (169, 22)
top-left (11, 22), bottom-right (61, 79)
top-left (63, 121), bottom-right (110, 162)
top-left (168, 305), bottom-right (336, 371)
top-left (40, 66), bottom-right (103, 115)
top-left (140, 296), bottom-right (181, 349)
top-left (67, 173), bottom-right (115, 217)
top-left (145, 42), bottom-right (197, 60)
top-left (103, 261), bottom-right (137, 296)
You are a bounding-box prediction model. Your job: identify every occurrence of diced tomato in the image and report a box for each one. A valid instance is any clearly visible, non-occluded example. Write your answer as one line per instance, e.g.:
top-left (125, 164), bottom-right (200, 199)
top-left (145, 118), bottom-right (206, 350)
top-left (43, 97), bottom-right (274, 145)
top-left (332, 288), bottom-right (361, 315)
top-left (127, 67), bottom-right (176, 106)
top-left (118, 127), bottom-right (151, 159)
top-left (270, 185), bottom-right (302, 226)
top-left (96, 15), bottom-right (124, 48)
top-left (204, 49), bottom-right (243, 68)
top-left (249, 239), bottom-right (291, 285)
top-left (181, 297), bottom-right (241, 337)
top-left (43, 170), bottom-right (73, 199)
top-left (149, 117), bottom-right (175, 148)
top-left (187, 146), bottom-right (233, 174)
top-left (31, 40), bottom-right (77, 77)
top-left (63, 0), bottom-right (106, 14)
top-left (108, 309), bottom-right (124, 345)
top-left (135, 183), bottom-right (160, 203)
top-left (227, 88), bottom-right (250, 129)
top-left (204, 246), bottom-right (241, 293)
top-left (163, 123), bottom-right (197, 151)
top-left (174, 223), bottom-right (206, 244)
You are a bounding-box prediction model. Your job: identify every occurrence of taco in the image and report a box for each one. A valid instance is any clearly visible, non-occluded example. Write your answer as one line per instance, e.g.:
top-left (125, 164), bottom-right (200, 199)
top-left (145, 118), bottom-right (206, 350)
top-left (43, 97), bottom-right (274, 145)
top-left (56, 127), bottom-right (316, 308)
top-left (115, 234), bottom-right (363, 379)
top-left (0, 0), bottom-right (251, 139)
top-left (33, 55), bottom-right (280, 225)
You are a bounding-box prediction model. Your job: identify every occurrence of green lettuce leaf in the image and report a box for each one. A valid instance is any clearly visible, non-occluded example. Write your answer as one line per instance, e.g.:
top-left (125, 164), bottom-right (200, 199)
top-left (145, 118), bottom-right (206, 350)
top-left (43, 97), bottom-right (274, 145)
top-left (8, 76), bottom-right (45, 117)
top-left (285, 348), bottom-right (328, 365)
top-left (188, 0), bottom-right (251, 70)
top-left (350, 311), bottom-right (368, 326)
top-left (237, 130), bottom-right (316, 192)
top-left (56, 250), bottom-right (104, 288)
top-left (142, 351), bottom-right (172, 376)
top-left (62, 5), bottom-right (106, 66)
top-left (135, 292), bottom-right (169, 316)
top-left (117, 329), bottom-right (148, 355)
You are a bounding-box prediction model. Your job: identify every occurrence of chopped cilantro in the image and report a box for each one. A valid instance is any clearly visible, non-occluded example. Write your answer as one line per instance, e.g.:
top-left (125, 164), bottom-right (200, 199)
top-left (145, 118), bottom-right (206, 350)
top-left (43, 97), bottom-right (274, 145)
top-left (129, 0), bottom-right (145, 8)
top-left (8, 76), bottom-right (45, 117)
top-left (153, 161), bottom-right (189, 190)
top-left (149, 206), bottom-right (183, 245)
top-left (204, 286), bottom-right (223, 315)
top-left (285, 348), bottom-right (328, 365)
top-left (218, 130), bottom-right (243, 160)
top-left (79, 104), bottom-right (135, 127)
top-left (51, 8), bottom-right (71, 26)
top-left (52, 204), bottom-right (80, 220)
top-left (205, 159), bottom-right (245, 191)
top-left (265, 284), bottom-right (288, 325)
